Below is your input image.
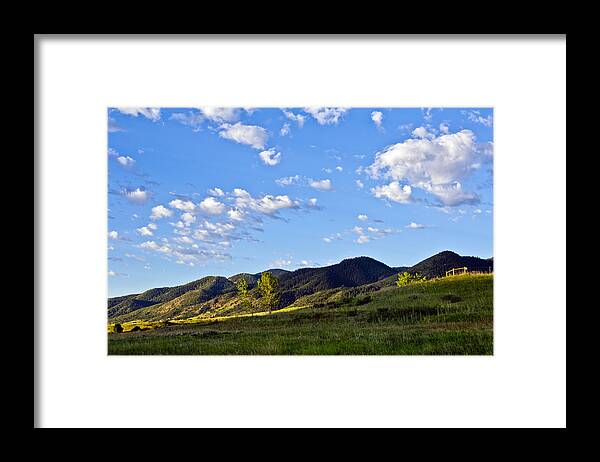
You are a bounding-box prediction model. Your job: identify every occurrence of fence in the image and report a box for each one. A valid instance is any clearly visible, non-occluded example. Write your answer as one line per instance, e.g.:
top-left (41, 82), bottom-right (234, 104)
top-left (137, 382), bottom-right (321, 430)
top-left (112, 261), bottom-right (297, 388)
top-left (445, 267), bottom-right (493, 277)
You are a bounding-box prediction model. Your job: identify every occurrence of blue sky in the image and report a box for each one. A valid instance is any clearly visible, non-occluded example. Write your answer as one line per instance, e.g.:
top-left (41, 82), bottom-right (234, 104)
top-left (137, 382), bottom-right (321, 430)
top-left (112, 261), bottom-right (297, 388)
top-left (108, 107), bottom-right (493, 297)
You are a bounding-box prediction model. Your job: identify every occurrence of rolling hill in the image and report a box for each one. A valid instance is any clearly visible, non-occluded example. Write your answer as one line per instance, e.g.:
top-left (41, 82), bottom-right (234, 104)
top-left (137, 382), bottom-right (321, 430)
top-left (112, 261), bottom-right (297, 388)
top-left (108, 250), bottom-right (492, 323)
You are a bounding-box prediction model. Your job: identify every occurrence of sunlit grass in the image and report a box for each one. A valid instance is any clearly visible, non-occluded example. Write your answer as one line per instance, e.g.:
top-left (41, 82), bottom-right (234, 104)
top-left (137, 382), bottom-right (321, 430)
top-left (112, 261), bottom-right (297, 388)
top-left (108, 274), bottom-right (493, 355)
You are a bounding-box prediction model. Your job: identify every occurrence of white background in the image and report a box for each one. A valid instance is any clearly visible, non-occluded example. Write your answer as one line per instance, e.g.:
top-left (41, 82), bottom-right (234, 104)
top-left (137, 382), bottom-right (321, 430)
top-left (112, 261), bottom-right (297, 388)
top-left (36, 36), bottom-right (566, 428)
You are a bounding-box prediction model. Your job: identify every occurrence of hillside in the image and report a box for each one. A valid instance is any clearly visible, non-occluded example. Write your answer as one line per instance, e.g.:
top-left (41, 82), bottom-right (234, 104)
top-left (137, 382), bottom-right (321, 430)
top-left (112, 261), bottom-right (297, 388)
top-left (108, 250), bottom-right (492, 323)
top-left (409, 251), bottom-right (493, 277)
top-left (109, 273), bottom-right (494, 355)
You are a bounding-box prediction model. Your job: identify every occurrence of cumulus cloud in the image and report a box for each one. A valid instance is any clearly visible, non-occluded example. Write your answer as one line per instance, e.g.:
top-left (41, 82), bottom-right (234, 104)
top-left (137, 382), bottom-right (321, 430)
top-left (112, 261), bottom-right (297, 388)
top-left (272, 258), bottom-right (292, 267)
top-left (123, 187), bottom-right (150, 204)
top-left (108, 230), bottom-right (119, 240)
top-left (356, 179), bottom-right (364, 189)
top-left (371, 182), bottom-right (413, 204)
top-left (170, 111), bottom-right (205, 130)
top-left (371, 111), bottom-right (383, 129)
top-left (322, 232), bottom-right (342, 243)
top-left (309, 179), bottom-right (332, 191)
top-left (412, 126), bottom-right (435, 139)
top-left (280, 123), bottom-right (291, 136)
top-left (136, 225), bottom-right (154, 236)
top-left (117, 107), bottom-right (161, 122)
top-left (219, 122), bottom-right (268, 149)
top-left (259, 148), bottom-right (282, 166)
top-left (465, 110), bottom-right (493, 127)
top-left (357, 214), bottom-right (368, 221)
top-left (169, 199), bottom-right (195, 212)
top-left (353, 224), bottom-right (396, 244)
top-left (198, 107), bottom-right (240, 123)
top-left (228, 209), bottom-right (245, 221)
top-left (181, 212), bottom-right (196, 225)
top-left (406, 222), bottom-right (426, 229)
top-left (275, 175), bottom-right (301, 186)
top-left (353, 226), bottom-right (371, 244)
top-left (208, 187), bottom-right (225, 197)
top-left (150, 205), bottom-right (173, 220)
top-left (307, 198), bottom-right (319, 208)
top-left (116, 156), bottom-right (135, 167)
top-left (283, 110), bottom-right (306, 127)
top-left (198, 197), bottom-right (225, 215)
top-left (422, 182), bottom-right (479, 206)
top-left (366, 129), bottom-right (485, 206)
top-left (233, 188), bottom-right (299, 215)
top-left (303, 107), bottom-right (348, 125)
top-left (439, 122), bottom-right (450, 134)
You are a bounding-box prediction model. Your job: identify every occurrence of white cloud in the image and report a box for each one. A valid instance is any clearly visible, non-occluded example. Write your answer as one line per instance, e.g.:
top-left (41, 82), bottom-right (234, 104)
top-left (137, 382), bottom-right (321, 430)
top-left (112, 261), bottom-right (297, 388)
top-left (465, 110), bottom-right (493, 127)
top-left (272, 258), bottom-right (292, 267)
top-left (170, 111), bottom-right (204, 130)
top-left (371, 111), bottom-right (383, 129)
top-left (116, 156), bottom-right (135, 167)
top-left (108, 118), bottom-right (124, 133)
top-left (198, 197), bottom-right (225, 215)
top-left (309, 179), bottom-right (332, 191)
top-left (307, 198), bottom-right (318, 208)
top-left (148, 223), bottom-right (158, 230)
top-left (366, 129), bottom-right (484, 206)
top-left (357, 214), bottom-right (368, 221)
top-left (371, 182), bottom-right (412, 204)
top-left (335, 166), bottom-right (343, 172)
top-left (123, 187), bottom-right (150, 204)
top-left (259, 148), bottom-right (282, 166)
top-left (208, 187), bottom-right (225, 197)
top-left (322, 232), bottom-right (343, 244)
top-left (280, 123), bottom-right (291, 136)
top-left (136, 226), bottom-right (154, 236)
top-left (218, 122), bottom-right (268, 149)
top-left (412, 126), bottom-right (435, 139)
top-left (283, 110), bottom-right (306, 127)
top-left (181, 212), bottom-right (196, 225)
top-left (275, 175), bottom-right (301, 186)
top-left (117, 107), bottom-right (161, 122)
top-left (227, 209), bottom-right (245, 221)
top-left (198, 107), bottom-right (240, 123)
top-left (150, 205), bottom-right (173, 220)
top-left (108, 230), bottom-right (119, 240)
top-left (169, 199), bottom-right (196, 212)
top-left (356, 179), bottom-right (364, 189)
top-left (233, 188), bottom-right (299, 215)
top-left (303, 107), bottom-right (348, 125)
top-left (406, 222), bottom-right (426, 229)
top-left (108, 270), bottom-right (116, 277)
top-left (439, 122), bottom-right (450, 134)
top-left (422, 182), bottom-right (479, 206)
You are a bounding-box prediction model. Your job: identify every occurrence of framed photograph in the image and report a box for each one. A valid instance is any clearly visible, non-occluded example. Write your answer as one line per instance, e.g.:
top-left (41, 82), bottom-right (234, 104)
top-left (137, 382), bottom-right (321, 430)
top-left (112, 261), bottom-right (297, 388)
top-left (35, 35), bottom-right (566, 428)
top-left (106, 106), bottom-right (494, 356)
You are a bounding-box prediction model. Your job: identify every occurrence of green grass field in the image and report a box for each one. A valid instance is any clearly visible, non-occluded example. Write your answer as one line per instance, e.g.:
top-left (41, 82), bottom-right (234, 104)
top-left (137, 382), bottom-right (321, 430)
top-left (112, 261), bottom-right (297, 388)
top-left (107, 274), bottom-right (493, 355)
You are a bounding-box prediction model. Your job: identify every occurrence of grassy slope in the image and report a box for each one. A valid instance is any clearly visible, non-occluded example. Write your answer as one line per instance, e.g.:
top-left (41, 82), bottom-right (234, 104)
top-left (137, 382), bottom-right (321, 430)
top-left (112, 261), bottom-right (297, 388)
top-left (108, 274), bottom-right (493, 355)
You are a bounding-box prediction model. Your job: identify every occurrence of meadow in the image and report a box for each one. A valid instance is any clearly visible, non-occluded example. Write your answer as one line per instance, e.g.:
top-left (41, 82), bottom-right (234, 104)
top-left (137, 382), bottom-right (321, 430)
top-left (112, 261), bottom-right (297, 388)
top-left (108, 273), bottom-right (493, 355)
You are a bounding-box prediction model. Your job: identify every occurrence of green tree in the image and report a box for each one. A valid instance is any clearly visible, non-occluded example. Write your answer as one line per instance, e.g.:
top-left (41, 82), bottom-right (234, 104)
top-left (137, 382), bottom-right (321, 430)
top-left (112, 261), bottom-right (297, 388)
top-left (257, 271), bottom-right (279, 314)
top-left (236, 277), bottom-right (253, 312)
top-left (396, 271), bottom-right (426, 287)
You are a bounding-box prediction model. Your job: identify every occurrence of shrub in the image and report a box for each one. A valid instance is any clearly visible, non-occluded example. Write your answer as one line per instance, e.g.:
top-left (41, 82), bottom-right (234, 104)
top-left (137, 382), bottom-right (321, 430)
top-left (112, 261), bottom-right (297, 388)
top-left (396, 271), bottom-right (427, 287)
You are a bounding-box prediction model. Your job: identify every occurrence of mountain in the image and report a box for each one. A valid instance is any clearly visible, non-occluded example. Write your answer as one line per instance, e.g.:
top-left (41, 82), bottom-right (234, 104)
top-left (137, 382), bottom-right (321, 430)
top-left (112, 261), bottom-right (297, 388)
top-left (276, 256), bottom-right (396, 306)
top-left (108, 251), bottom-right (492, 322)
top-left (408, 251), bottom-right (493, 277)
